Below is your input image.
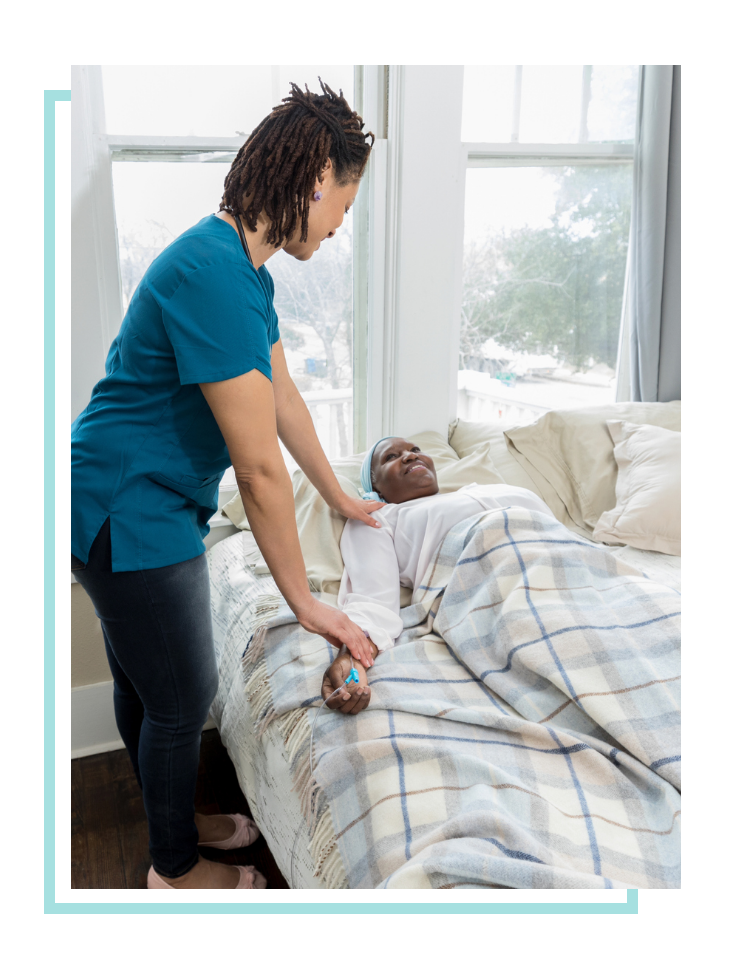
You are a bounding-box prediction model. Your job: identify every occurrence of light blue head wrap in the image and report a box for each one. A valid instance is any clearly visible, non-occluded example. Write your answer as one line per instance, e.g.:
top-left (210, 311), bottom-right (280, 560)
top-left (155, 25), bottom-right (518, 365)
top-left (360, 436), bottom-right (398, 501)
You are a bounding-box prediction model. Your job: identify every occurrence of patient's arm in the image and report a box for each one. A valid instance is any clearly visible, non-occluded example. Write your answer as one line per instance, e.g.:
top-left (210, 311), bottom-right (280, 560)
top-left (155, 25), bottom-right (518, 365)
top-left (338, 519), bottom-right (403, 653)
top-left (321, 652), bottom-right (371, 714)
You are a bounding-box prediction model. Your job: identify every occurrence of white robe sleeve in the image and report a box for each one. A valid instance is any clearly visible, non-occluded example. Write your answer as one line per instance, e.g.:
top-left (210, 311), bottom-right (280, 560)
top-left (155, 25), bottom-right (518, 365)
top-left (337, 519), bottom-right (404, 652)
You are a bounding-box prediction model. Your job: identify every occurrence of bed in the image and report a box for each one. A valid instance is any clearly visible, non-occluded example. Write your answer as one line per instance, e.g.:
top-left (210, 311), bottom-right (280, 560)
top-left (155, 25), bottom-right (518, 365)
top-left (208, 405), bottom-right (680, 889)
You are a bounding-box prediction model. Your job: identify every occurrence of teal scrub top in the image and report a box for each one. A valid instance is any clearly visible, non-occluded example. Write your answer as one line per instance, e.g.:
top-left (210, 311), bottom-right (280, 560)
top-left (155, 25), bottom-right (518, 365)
top-left (71, 214), bottom-right (280, 571)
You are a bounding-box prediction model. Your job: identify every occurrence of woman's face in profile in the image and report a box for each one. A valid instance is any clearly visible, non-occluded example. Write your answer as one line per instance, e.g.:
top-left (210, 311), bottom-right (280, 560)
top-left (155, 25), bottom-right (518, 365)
top-left (282, 160), bottom-right (359, 262)
top-left (372, 438), bottom-right (439, 504)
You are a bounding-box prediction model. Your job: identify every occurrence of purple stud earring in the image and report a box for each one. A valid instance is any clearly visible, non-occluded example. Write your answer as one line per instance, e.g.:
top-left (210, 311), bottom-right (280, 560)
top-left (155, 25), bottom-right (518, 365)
top-left (313, 191), bottom-right (323, 201)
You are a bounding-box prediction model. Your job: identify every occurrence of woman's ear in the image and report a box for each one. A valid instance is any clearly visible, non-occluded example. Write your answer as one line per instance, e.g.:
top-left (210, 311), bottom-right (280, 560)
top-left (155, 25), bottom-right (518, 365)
top-left (317, 157), bottom-right (333, 186)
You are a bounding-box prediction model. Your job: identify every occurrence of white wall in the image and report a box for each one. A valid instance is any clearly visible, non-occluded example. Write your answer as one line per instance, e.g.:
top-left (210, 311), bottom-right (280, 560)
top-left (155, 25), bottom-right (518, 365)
top-left (380, 66), bottom-right (465, 437)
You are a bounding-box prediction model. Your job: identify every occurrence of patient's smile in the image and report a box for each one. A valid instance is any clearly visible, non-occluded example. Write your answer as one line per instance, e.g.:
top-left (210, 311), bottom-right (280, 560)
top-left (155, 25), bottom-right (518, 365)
top-left (372, 438), bottom-right (440, 504)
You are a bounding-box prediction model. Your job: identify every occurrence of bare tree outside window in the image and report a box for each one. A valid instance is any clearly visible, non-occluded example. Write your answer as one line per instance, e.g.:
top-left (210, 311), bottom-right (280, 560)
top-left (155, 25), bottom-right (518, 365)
top-left (118, 221), bottom-right (174, 311)
top-left (268, 216), bottom-right (354, 458)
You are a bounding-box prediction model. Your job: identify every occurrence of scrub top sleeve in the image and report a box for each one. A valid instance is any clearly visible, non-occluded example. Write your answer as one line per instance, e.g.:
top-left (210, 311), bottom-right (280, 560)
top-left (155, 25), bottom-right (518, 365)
top-left (162, 262), bottom-right (274, 385)
top-left (270, 308), bottom-right (280, 346)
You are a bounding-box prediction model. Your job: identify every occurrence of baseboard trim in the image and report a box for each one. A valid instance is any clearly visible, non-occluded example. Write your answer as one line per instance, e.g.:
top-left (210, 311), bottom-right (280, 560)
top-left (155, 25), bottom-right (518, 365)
top-left (71, 680), bottom-right (216, 759)
top-left (72, 737), bottom-right (126, 760)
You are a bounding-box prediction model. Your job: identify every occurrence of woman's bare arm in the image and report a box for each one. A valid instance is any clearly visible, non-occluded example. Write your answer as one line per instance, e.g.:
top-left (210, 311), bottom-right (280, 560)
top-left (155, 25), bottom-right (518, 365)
top-left (269, 340), bottom-right (384, 527)
top-left (199, 369), bottom-right (374, 667)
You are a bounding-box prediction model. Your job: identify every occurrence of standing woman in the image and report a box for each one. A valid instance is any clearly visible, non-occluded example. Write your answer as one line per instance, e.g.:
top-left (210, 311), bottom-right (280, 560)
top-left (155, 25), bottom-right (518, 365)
top-left (71, 81), bottom-right (382, 890)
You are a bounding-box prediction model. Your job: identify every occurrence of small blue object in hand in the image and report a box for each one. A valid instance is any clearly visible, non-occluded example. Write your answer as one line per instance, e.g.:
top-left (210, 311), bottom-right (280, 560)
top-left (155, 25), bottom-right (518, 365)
top-left (346, 667), bottom-right (360, 685)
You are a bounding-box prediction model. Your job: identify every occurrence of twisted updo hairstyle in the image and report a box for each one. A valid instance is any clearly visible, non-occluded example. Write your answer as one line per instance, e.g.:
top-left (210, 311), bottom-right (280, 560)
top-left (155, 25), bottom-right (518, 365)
top-left (219, 79), bottom-right (374, 247)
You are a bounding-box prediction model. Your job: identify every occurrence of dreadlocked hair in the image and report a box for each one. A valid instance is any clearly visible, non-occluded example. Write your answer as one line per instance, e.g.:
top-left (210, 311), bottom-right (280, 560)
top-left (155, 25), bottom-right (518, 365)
top-left (220, 78), bottom-right (374, 247)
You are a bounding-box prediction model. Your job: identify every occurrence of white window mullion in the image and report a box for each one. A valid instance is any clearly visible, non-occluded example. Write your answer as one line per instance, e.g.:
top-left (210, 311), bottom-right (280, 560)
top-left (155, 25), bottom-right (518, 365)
top-left (106, 134), bottom-right (245, 163)
top-left (465, 142), bottom-right (634, 168)
top-left (71, 65), bottom-right (123, 421)
top-left (382, 65), bottom-right (466, 438)
top-left (353, 65), bottom-right (389, 451)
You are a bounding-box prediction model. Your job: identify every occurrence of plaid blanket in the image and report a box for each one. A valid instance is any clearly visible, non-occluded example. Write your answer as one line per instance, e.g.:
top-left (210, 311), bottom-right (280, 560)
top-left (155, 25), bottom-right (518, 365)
top-left (243, 507), bottom-right (681, 889)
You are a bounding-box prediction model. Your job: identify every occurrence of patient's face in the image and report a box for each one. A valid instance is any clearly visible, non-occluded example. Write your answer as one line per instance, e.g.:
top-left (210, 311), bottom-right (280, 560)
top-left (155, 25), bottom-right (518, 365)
top-left (371, 438), bottom-right (439, 504)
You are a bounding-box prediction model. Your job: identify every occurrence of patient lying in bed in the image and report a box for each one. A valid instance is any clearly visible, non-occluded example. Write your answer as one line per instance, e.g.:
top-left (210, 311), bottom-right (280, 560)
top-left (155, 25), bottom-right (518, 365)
top-left (322, 436), bottom-right (554, 713)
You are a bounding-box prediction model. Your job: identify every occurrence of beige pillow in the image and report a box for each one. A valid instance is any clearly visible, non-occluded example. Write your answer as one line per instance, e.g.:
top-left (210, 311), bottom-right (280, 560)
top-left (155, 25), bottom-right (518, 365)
top-left (448, 418), bottom-right (508, 458)
top-left (221, 429), bottom-right (504, 595)
top-left (503, 402), bottom-right (681, 537)
top-left (593, 422), bottom-right (681, 556)
top-left (449, 418), bottom-right (546, 497)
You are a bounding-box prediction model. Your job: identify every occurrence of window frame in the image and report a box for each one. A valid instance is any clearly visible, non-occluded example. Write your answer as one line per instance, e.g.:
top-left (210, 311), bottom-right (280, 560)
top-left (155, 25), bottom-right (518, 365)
top-left (72, 65), bottom-right (639, 473)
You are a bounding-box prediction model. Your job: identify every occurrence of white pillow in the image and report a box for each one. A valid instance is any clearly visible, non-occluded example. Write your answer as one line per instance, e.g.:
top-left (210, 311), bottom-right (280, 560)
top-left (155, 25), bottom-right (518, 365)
top-left (448, 418), bottom-right (553, 499)
top-left (503, 402), bottom-right (681, 538)
top-left (592, 421), bottom-right (681, 556)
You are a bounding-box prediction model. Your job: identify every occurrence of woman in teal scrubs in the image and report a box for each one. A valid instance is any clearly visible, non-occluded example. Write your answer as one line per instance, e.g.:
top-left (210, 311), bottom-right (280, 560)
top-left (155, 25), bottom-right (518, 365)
top-left (71, 82), bottom-right (381, 889)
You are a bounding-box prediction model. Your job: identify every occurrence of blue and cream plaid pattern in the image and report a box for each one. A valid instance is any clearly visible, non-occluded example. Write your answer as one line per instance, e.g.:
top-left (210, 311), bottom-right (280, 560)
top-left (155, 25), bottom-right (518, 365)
top-left (246, 507), bottom-right (681, 888)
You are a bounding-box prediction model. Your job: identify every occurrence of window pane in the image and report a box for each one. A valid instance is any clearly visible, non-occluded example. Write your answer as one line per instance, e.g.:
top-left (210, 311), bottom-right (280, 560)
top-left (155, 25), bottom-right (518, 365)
top-left (268, 212), bottom-right (354, 462)
top-left (459, 165), bottom-right (632, 423)
top-left (519, 65), bottom-right (584, 143)
top-left (101, 65), bottom-right (354, 137)
top-left (462, 66), bottom-right (517, 142)
top-left (587, 65), bottom-right (639, 143)
top-left (112, 161), bottom-right (230, 309)
top-left (112, 160), bottom-right (353, 471)
top-left (462, 65), bottom-right (638, 144)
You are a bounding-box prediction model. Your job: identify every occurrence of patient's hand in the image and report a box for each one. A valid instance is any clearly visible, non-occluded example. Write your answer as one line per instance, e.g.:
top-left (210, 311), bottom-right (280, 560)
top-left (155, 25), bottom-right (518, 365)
top-left (321, 652), bottom-right (371, 714)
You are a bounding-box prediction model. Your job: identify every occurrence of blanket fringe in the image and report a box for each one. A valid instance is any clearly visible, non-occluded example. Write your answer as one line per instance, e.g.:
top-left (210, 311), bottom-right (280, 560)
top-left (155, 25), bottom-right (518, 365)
top-left (242, 659), bottom-right (277, 735)
top-left (309, 809), bottom-right (348, 888)
top-left (241, 592), bottom-right (282, 668)
top-left (277, 708), bottom-right (310, 757)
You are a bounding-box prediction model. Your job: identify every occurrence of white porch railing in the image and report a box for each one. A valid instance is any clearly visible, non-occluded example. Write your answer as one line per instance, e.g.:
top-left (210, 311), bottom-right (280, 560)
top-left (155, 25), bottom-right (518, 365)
top-left (456, 383), bottom-right (547, 427)
top-left (302, 388), bottom-right (353, 461)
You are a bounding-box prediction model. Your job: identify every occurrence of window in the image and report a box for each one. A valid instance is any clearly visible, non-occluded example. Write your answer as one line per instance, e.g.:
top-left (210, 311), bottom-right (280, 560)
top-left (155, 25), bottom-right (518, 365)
top-left (459, 65), bottom-right (638, 425)
top-left (101, 65), bottom-right (358, 480)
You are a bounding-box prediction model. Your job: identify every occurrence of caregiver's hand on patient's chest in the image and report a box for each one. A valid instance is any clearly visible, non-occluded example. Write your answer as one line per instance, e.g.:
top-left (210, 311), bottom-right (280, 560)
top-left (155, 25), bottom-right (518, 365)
top-left (330, 492), bottom-right (385, 528)
top-left (322, 652), bottom-right (371, 714)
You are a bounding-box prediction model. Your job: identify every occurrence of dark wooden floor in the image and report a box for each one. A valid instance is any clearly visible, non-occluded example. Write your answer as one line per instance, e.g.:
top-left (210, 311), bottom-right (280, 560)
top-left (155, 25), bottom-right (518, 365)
top-left (71, 728), bottom-right (288, 888)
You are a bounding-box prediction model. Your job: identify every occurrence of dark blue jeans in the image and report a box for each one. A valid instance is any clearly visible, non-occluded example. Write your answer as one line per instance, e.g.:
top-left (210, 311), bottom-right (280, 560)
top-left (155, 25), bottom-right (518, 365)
top-left (72, 520), bottom-right (219, 878)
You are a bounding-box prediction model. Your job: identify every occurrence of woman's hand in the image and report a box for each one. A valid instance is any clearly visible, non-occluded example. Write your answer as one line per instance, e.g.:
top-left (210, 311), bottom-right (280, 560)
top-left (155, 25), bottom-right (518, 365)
top-left (321, 652), bottom-right (371, 714)
top-left (329, 492), bottom-right (385, 528)
top-left (295, 597), bottom-right (375, 668)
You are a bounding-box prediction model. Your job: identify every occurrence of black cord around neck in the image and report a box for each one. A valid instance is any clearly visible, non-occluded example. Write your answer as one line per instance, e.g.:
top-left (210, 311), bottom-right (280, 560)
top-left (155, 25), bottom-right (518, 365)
top-left (233, 213), bottom-right (254, 266)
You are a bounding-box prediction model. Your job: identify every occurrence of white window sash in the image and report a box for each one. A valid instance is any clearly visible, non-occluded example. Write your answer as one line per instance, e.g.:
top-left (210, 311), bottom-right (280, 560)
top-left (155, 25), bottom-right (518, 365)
top-left (465, 142), bottom-right (634, 168)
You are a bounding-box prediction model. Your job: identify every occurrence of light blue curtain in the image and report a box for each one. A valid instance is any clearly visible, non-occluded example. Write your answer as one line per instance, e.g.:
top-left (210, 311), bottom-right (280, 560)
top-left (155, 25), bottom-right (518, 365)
top-left (628, 65), bottom-right (681, 403)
